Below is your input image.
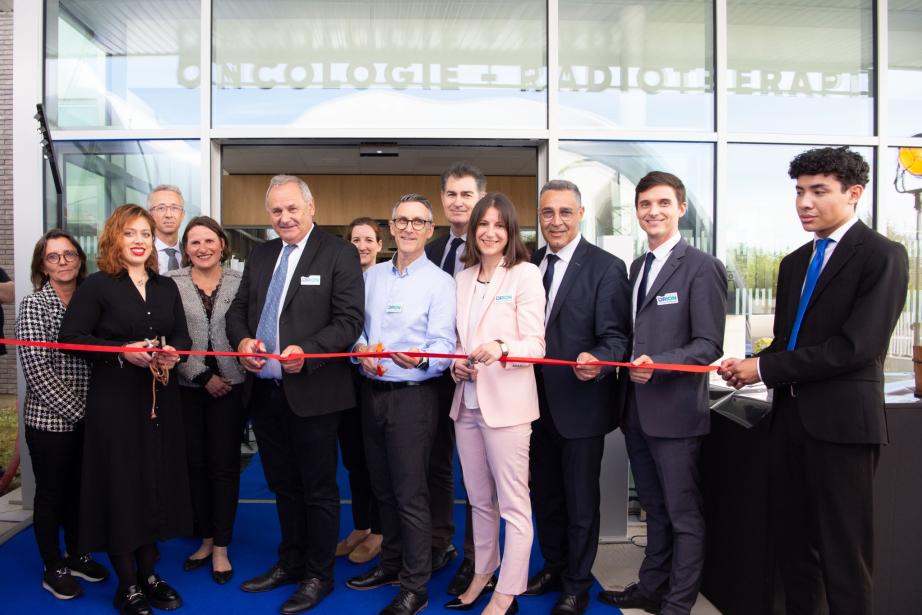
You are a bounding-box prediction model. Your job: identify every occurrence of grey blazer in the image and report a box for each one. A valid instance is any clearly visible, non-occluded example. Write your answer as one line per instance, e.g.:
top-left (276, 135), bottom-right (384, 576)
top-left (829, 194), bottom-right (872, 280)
top-left (165, 266), bottom-right (245, 387)
top-left (626, 239), bottom-right (728, 438)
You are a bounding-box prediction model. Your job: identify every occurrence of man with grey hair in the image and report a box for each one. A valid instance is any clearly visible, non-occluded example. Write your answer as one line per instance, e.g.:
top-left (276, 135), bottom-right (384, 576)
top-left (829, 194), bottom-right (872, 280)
top-left (346, 193), bottom-right (456, 615)
top-left (226, 174), bottom-right (364, 614)
top-left (147, 184), bottom-right (186, 273)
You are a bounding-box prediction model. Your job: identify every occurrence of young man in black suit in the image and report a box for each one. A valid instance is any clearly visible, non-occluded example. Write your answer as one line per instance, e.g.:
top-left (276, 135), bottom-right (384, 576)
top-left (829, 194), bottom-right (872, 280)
top-left (226, 175), bottom-right (365, 614)
top-left (720, 147), bottom-right (909, 615)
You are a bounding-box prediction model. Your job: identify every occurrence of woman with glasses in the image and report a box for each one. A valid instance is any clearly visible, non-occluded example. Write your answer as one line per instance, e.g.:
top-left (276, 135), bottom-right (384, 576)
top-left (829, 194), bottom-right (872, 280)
top-left (164, 216), bottom-right (247, 584)
top-left (17, 230), bottom-right (109, 600)
top-left (446, 193), bottom-right (545, 615)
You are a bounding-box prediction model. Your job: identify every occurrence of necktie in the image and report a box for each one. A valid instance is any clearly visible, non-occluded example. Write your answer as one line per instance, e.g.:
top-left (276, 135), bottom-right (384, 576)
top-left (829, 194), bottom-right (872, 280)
top-left (442, 237), bottom-right (464, 276)
top-left (635, 251), bottom-right (656, 317)
top-left (165, 247), bottom-right (180, 271)
top-left (787, 238), bottom-right (832, 351)
top-left (255, 244), bottom-right (297, 355)
top-left (543, 254), bottom-right (560, 299)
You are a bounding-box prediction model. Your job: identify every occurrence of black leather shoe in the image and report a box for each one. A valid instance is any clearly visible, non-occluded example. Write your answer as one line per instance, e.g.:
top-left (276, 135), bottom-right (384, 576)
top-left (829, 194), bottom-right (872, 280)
top-left (138, 573), bottom-right (182, 611)
top-left (183, 554), bottom-right (210, 572)
top-left (345, 565), bottom-right (400, 591)
top-left (241, 564), bottom-right (302, 593)
top-left (445, 558), bottom-right (474, 596)
top-left (212, 568), bottom-right (234, 585)
top-left (431, 544), bottom-right (458, 573)
top-left (379, 588), bottom-right (428, 615)
top-left (597, 583), bottom-right (661, 614)
top-left (443, 575), bottom-right (497, 610)
top-left (551, 591), bottom-right (589, 615)
top-left (522, 569), bottom-right (562, 596)
top-left (279, 578), bottom-right (333, 614)
top-left (113, 585), bottom-right (153, 615)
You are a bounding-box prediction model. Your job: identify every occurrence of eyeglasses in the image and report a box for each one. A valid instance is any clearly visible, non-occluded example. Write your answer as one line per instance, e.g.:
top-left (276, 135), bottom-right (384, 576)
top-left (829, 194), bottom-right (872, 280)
top-left (45, 250), bottom-right (79, 264)
top-left (391, 217), bottom-right (431, 231)
top-left (540, 208), bottom-right (576, 222)
top-left (150, 205), bottom-right (184, 215)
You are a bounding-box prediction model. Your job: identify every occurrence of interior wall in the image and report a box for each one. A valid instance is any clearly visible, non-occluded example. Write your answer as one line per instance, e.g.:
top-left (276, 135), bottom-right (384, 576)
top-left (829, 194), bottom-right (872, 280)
top-left (222, 174), bottom-right (538, 227)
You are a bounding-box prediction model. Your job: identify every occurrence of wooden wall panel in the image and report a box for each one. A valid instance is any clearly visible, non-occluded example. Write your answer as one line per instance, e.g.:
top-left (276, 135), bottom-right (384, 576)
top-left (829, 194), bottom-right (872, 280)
top-left (222, 174), bottom-right (538, 227)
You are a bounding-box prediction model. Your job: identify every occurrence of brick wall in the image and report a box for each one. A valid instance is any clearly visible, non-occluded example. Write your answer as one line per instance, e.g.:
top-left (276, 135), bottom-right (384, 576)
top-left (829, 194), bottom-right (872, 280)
top-left (0, 10), bottom-right (16, 395)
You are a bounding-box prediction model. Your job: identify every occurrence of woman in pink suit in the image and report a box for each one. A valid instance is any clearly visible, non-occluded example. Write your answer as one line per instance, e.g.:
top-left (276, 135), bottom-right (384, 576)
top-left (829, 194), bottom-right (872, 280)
top-left (446, 193), bottom-right (546, 615)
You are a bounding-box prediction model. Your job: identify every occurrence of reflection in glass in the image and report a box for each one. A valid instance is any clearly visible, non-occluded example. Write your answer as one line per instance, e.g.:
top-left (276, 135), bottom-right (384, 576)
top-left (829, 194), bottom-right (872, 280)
top-left (52, 140), bottom-right (201, 270)
top-left (44, 0), bottom-right (200, 129)
top-left (559, 0), bottom-right (713, 131)
top-left (889, 1), bottom-right (922, 137)
top-left (557, 141), bottom-right (714, 263)
top-left (727, 0), bottom-right (873, 135)
top-left (212, 0), bottom-right (547, 128)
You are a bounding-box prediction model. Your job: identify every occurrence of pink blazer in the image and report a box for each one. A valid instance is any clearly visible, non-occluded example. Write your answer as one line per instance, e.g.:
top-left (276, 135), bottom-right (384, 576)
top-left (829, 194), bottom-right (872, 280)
top-left (450, 261), bottom-right (546, 428)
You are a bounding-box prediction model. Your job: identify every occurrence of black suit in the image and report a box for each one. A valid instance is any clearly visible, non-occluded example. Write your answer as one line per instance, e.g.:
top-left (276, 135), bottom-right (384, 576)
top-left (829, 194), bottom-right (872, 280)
top-left (226, 228), bottom-right (364, 581)
top-left (530, 237), bottom-right (631, 595)
top-left (757, 220), bottom-right (908, 615)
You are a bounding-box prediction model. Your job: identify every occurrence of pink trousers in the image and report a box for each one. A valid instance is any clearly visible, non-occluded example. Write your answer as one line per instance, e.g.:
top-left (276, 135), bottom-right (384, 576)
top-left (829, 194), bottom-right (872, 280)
top-left (454, 404), bottom-right (533, 595)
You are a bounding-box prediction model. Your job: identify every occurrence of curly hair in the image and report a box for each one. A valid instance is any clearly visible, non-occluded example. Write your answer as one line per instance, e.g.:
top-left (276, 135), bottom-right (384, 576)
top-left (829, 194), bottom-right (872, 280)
top-left (30, 228), bottom-right (87, 290)
top-left (788, 146), bottom-right (869, 189)
top-left (97, 204), bottom-right (159, 275)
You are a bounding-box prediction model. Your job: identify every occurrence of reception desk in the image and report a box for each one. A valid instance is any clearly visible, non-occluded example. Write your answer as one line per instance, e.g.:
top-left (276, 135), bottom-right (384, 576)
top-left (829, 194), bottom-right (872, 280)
top-left (700, 381), bottom-right (922, 615)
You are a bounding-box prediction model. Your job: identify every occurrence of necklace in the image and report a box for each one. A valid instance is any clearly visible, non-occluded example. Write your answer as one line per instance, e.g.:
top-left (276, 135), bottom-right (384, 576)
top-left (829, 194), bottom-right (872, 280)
top-left (132, 276), bottom-right (147, 287)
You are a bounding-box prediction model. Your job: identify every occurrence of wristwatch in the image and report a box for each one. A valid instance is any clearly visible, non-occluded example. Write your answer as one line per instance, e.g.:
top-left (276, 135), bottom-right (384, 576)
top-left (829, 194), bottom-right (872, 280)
top-left (494, 339), bottom-right (509, 358)
top-left (416, 356), bottom-right (430, 370)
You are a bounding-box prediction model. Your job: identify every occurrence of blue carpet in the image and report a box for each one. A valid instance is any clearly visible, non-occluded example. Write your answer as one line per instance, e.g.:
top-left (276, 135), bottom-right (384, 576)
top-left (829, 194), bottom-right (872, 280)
top-left (0, 456), bottom-right (616, 614)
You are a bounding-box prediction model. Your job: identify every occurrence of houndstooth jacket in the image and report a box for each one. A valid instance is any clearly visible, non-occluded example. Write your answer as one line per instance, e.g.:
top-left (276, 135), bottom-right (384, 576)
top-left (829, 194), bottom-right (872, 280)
top-left (16, 282), bottom-right (90, 432)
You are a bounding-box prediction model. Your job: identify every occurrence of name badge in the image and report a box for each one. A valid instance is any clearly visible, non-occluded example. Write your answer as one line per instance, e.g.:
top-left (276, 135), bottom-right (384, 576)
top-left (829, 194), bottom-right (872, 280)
top-left (494, 293), bottom-right (514, 304)
top-left (301, 275), bottom-right (321, 286)
top-left (656, 292), bottom-right (679, 306)
top-left (386, 303), bottom-right (402, 313)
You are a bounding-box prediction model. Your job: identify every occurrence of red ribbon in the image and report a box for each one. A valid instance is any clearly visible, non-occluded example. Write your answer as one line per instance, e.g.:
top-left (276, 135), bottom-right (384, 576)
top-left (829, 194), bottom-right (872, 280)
top-left (0, 338), bottom-right (717, 373)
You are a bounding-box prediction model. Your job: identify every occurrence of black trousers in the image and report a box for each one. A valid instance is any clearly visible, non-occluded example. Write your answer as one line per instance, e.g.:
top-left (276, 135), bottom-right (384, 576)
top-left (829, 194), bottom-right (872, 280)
top-left (622, 389), bottom-right (704, 615)
top-left (180, 384), bottom-right (247, 547)
top-left (250, 380), bottom-right (341, 582)
top-left (429, 372), bottom-right (474, 558)
top-left (338, 405), bottom-right (381, 533)
top-left (529, 397), bottom-right (605, 596)
top-left (25, 424), bottom-right (84, 567)
top-left (770, 390), bottom-right (879, 615)
top-left (362, 380), bottom-right (438, 593)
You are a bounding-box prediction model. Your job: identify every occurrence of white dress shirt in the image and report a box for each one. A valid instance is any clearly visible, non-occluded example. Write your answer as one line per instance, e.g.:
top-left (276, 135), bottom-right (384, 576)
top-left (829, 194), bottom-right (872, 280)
top-left (538, 234), bottom-right (582, 325)
top-left (154, 236), bottom-right (182, 274)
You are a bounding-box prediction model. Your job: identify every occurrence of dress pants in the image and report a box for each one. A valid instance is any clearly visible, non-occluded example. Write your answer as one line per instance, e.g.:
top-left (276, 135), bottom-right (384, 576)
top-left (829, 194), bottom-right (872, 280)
top-left (180, 384), bottom-right (247, 546)
top-left (250, 379), bottom-right (341, 582)
top-left (622, 389), bottom-right (704, 615)
top-left (530, 387), bottom-right (605, 596)
top-left (25, 424), bottom-right (84, 567)
top-left (362, 380), bottom-right (438, 593)
top-left (770, 389), bottom-right (879, 615)
top-left (454, 404), bottom-right (533, 595)
top-left (338, 404), bottom-right (381, 533)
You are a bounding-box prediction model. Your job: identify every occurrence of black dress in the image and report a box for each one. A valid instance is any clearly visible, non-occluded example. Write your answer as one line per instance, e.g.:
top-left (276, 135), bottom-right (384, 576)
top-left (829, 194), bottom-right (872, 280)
top-left (59, 271), bottom-right (193, 555)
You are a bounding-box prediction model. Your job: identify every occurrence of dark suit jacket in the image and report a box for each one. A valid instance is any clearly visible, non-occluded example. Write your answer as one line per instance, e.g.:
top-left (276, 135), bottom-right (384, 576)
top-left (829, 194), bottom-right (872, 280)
top-left (758, 220), bottom-right (908, 444)
top-left (425, 234), bottom-right (450, 268)
top-left (532, 237), bottom-right (632, 439)
top-left (226, 228), bottom-right (365, 417)
top-left (627, 239), bottom-right (728, 439)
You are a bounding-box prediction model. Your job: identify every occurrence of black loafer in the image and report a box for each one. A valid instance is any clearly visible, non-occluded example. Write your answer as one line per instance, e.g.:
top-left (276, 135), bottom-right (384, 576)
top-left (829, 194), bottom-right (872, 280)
top-left (431, 544), bottom-right (458, 573)
top-left (380, 588), bottom-right (428, 615)
top-left (241, 564), bottom-right (302, 593)
top-left (113, 585), bottom-right (153, 615)
top-left (212, 568), bottom-right (234, 585)
top-left (279, 578), bottom-right (333, 614)
top-left (139, 573), bottom-right (182, 611)
top-left (443, 574), bottom-right (497, 610)
top-left (551, 591), bottom-right (589, 615)
top-left (522, 569), bottom-right (562, 596)
top-left (345, 565), bottom-right (400, 591)
top-left (182, 554), bottom-right (210, 572)
top-left (445, 558), bottom-right (474, 596)
top-left (597, 583), bottom-right (661, 613)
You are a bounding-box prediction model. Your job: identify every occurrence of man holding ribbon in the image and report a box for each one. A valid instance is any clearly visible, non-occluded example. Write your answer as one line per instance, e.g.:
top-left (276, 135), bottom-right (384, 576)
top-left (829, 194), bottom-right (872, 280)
top-left (599, 171), bottom-right (727, 615)
top-left (719, 147), bottom-right (908, 615)
top-left (346, 193), bottom-right (456, 615)
top-left (226, 175), bottom-right (364, 614)
top-left (148, 184), bottom-right (186, 274)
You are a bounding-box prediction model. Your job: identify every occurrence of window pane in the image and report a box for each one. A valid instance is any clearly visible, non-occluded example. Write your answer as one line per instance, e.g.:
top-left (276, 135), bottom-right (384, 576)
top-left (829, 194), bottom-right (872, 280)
top-left (44, 0), bottom-right (201, 129)
top-left (719, 144), bottom-right (873, 354)
top-left (212, 0), bottom-right (547, 128)
top-left (727, 0), bottom-right (873, 135)
top-left (889, 1), bottom-right (922, 137)
top-left (559, 0), bottom-right (713, 131)
top-left (558, 141), bottom-right (714, 261)
top-left (52, 140), bottom-right (201, 269)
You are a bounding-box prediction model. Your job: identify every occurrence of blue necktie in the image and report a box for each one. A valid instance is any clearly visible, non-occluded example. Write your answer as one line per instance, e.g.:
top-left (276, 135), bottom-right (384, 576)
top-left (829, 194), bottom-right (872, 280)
top-left (635, 251), bottom-right (656, 317)
top-left (787, 238), bottom-right (832, 350)
top-left (255, 244), bottom-right (297, 356)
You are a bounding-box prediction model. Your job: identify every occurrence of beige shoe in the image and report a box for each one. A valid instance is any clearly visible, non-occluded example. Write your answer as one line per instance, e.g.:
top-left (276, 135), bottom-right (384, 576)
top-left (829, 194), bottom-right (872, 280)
top-left (348, 538), bottom-right (382, 564)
